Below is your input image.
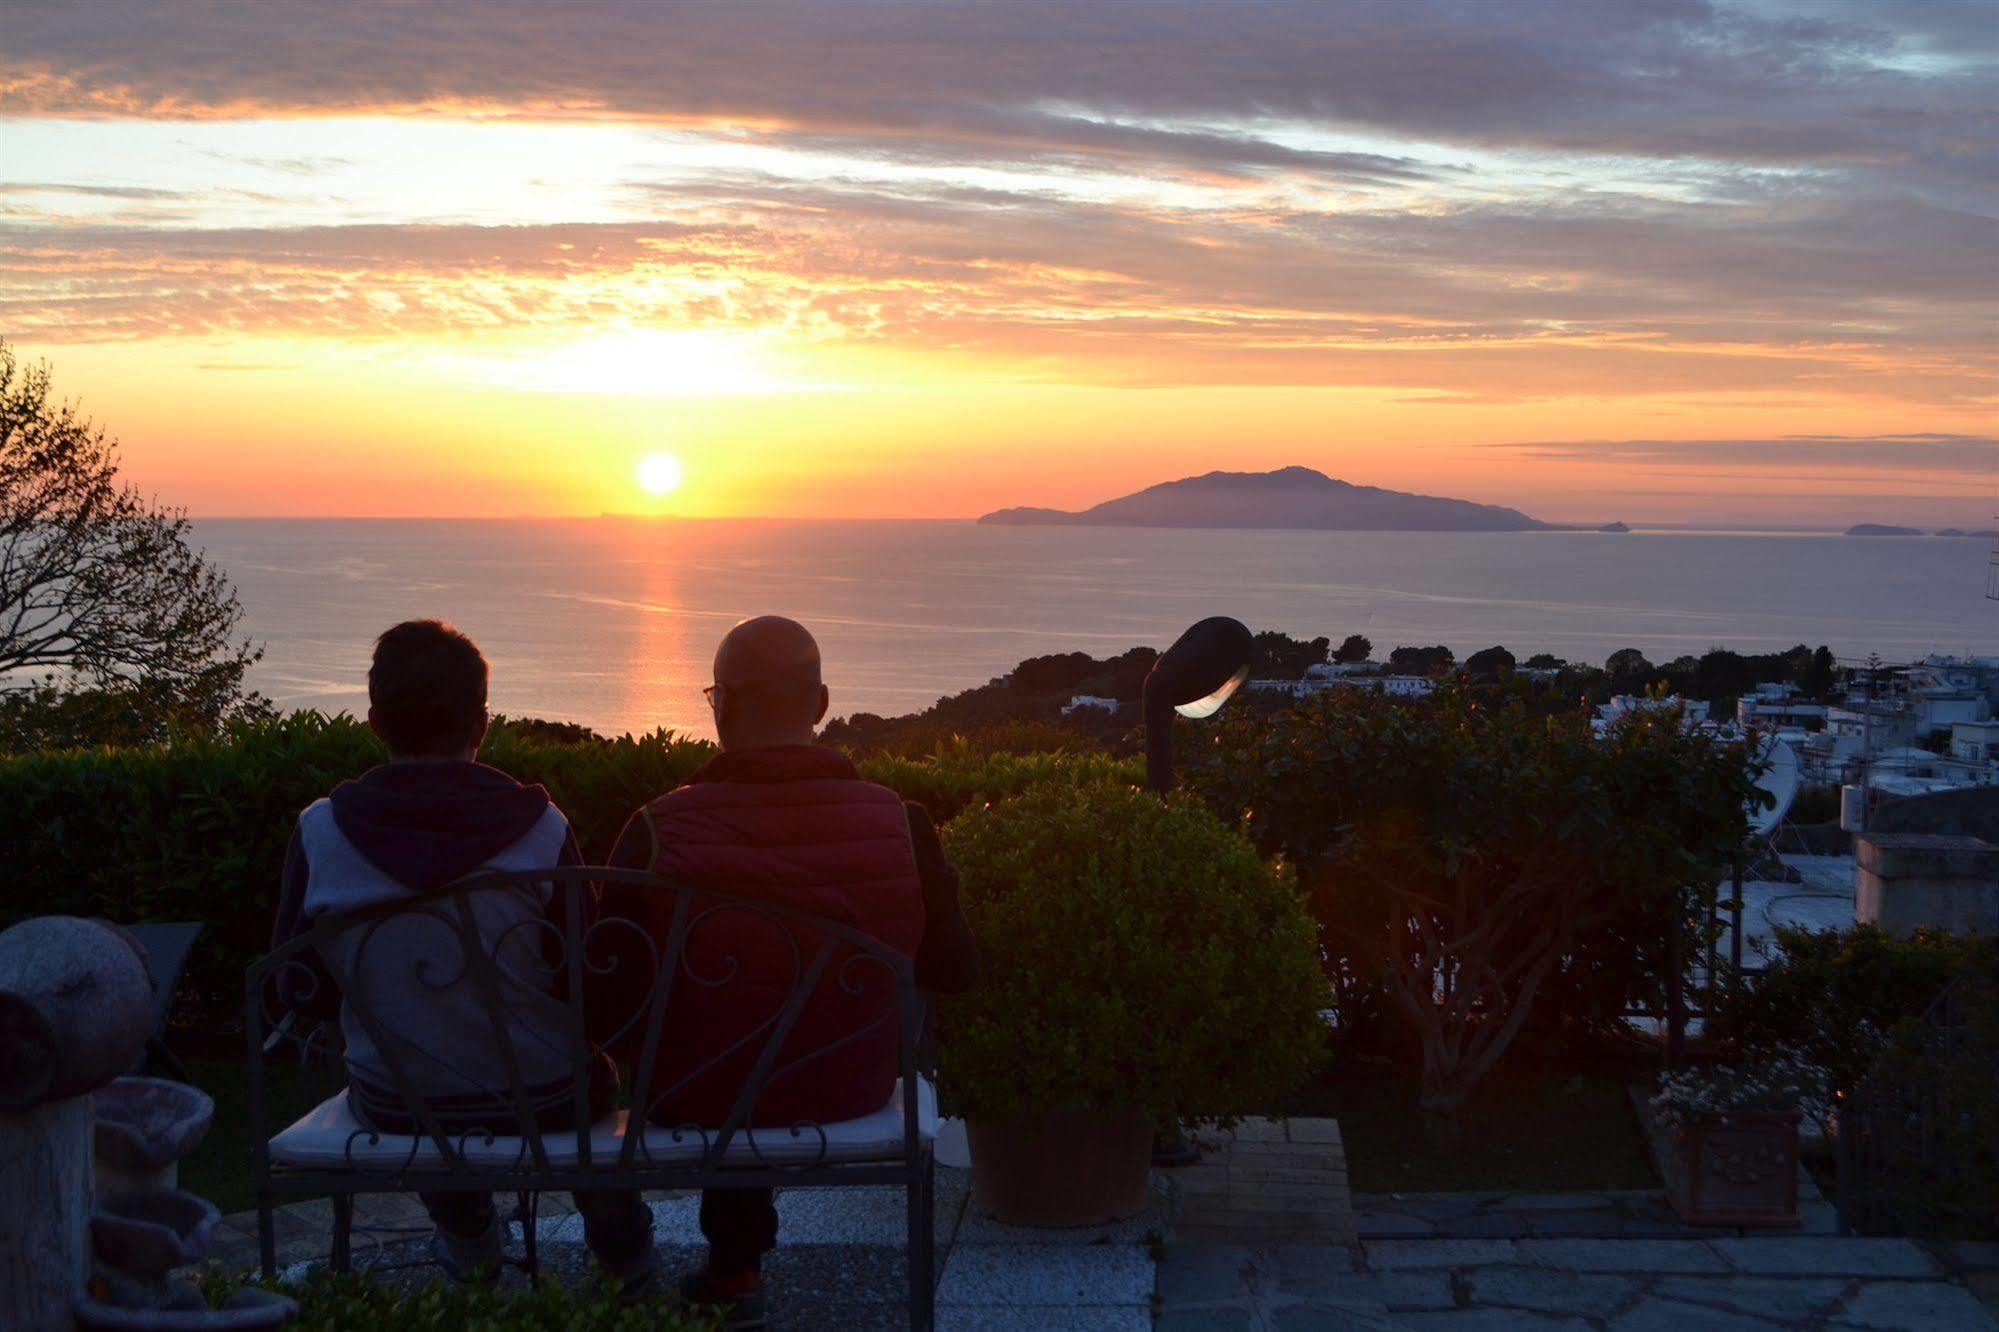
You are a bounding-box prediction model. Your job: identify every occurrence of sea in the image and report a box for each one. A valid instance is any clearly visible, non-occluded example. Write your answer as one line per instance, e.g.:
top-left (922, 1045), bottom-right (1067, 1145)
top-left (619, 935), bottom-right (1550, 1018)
top-left (194, 519), bottom-right (1998, 741)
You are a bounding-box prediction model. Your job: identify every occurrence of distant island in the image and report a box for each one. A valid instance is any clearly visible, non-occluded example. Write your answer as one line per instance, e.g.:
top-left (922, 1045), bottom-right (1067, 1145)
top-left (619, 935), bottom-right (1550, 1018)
top-left (1839, 520), bottom-right (1999, 536)
top-left (979, 466), bottom-right (1622, 533)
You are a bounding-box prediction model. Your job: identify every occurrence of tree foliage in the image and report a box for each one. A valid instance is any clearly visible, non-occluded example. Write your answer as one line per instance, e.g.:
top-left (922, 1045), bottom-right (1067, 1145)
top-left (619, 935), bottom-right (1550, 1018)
top-left (0, 343), bottom-right (259, 732)
top-left (1250, 630), bottom-right (1331, 679)
top-left (1186, 687), bottom-right (1757, 1143)
top-left (1334, 633), bottom-right (1373, 663)
top-left (1462, 645), bottom-right (1516, 680)
top-left (1387, 644), bottom-right (1454, 676)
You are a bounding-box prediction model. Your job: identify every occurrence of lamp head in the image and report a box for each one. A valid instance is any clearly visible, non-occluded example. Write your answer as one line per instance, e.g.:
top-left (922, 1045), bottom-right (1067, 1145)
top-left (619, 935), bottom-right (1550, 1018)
top-left (1143, 616), bottom-right (1254, 792)
top-left (1147, 616), bottom-right (1254, 718)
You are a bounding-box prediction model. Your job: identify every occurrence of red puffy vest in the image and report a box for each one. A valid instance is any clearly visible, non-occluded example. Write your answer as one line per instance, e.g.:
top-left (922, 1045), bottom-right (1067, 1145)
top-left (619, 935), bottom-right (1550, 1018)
top-left (631, 746), bottom-right (925, 1129)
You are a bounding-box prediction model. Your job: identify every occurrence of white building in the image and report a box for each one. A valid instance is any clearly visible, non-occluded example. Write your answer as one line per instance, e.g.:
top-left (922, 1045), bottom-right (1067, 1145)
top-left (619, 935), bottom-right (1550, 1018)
top-left (1736, 682), bottom-right (1829, 732)
top-left (1594, 695), bottom-right (1712, 734)
top-left (1951, 720), bottom-right (1999, 764)
top-left (1246, 672), bottom-right (1434, 699)
top-left (1061, 694), bottom-right (1120, 716)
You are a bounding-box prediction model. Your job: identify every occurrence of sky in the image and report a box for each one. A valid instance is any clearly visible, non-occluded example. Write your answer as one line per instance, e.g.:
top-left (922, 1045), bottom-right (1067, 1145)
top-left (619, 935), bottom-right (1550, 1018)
top-left (1, 0), bottom-right (1994, 526)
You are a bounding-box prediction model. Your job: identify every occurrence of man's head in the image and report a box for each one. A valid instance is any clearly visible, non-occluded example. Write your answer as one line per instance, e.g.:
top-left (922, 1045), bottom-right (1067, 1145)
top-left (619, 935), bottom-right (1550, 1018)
top-left (367, 619), bottom-right (490, 760)
top-left (709, 615), bottom-right (828, 751)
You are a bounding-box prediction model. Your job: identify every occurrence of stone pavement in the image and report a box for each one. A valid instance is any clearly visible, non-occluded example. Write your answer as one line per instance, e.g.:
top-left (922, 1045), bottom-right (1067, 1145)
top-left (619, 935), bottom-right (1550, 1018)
top-left (209, 1114), bottom-right (1999, 1329)
top-left (1171, 1117), bottom-right (1356, 1247)
top-left (1154, 1235), bottom-right (1999, 1329)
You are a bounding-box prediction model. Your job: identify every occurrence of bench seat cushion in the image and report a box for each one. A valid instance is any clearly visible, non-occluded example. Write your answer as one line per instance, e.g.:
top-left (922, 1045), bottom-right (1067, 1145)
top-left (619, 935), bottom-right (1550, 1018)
top-left (268, 1077), bottom-right (936, 1172)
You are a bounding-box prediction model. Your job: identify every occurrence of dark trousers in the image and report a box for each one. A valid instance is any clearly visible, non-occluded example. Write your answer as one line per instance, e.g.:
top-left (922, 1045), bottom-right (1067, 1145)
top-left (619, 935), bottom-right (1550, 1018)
top-left (701, 1187), bottom-right (778, 1277)
top-left (354, 1057), bottom-right (652, 1270)
top-left (422, 1187), bottom-right (654, 1270)
top-left (426, 1187), bottom-right (773, 1276)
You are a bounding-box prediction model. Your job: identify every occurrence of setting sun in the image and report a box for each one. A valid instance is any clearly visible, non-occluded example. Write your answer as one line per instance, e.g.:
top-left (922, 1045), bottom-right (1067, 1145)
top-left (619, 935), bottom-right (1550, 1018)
top-left (636, 452), bottom-right (685, 496)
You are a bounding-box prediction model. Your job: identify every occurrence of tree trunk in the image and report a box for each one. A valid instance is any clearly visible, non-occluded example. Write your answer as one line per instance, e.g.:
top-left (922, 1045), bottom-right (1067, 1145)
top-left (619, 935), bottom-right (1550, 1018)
top-left (1420, 1081), bottom-right (1466, 1155)
top-left (0, 1093), bottom-right (93, 1331)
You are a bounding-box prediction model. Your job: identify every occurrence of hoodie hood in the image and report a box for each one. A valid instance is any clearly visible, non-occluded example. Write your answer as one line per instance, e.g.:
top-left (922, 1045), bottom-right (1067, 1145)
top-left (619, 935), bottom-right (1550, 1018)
top-left (329, 761), bottom-right (552, 893)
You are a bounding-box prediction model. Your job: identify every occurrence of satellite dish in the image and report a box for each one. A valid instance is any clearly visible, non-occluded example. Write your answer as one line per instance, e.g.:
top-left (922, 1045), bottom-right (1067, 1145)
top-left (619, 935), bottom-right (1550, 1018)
top-left (1749, 736), bottom-right (1800, 839)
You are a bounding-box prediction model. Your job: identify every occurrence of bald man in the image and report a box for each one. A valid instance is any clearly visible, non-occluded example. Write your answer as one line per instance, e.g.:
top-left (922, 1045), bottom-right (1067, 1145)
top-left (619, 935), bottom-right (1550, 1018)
top-left (606, 616), bottom-right (978, 1324)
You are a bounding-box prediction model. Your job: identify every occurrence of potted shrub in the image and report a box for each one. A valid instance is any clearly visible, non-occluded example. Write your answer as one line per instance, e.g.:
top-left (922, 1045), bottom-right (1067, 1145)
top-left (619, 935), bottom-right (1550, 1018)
top-left (938, 782), bottom-right (1325, 1227)
top-left (1653, 1052), bottom-right (1825, 1227)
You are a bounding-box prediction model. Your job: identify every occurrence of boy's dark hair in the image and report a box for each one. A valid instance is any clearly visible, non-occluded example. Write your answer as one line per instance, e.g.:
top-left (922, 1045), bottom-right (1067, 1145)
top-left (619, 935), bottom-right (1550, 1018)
top-left (368, 619), bottom-right (488, 757)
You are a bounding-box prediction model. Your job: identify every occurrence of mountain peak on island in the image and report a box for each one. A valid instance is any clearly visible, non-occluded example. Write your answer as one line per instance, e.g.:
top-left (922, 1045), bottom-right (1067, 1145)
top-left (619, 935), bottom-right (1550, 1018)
top-left (980, 466), bottom-right (1612, 533)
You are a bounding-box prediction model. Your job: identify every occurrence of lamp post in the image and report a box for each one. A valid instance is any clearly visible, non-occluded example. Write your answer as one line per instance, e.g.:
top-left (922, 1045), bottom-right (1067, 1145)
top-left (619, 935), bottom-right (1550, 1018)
top-left (1140, 616), bottom-right (1255, 1169)
top-left (1144, 616), bottom-right (1254, 793)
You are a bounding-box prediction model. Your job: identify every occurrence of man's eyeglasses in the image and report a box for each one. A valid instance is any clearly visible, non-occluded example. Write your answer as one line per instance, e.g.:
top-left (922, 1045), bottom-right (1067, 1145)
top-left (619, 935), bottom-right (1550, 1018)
top-left (703, 683), bottom-right (722, 711)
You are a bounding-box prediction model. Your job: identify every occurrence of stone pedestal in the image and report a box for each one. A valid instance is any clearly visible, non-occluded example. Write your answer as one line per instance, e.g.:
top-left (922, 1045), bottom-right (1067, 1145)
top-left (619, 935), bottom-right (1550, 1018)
top-left (0, 1095), bottom-right (94, 1332)
top-left (1855, 832), bottom-right (1999, 935)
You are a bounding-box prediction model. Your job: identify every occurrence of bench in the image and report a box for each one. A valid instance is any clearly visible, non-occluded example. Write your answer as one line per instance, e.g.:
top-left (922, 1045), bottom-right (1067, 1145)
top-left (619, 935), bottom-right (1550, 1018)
top-left (244, 866), bottom-right (938, 1329)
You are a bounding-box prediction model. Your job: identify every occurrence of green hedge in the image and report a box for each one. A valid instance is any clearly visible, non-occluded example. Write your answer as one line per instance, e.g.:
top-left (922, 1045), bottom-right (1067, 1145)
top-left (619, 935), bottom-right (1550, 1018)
top-left (0, 713), bottom-right (1141, 1014)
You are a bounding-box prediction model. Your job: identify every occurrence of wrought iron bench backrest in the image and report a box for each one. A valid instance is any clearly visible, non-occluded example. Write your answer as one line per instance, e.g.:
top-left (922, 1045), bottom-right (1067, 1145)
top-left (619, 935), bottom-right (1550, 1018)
top-left (245, 866), bottom-right (927, 1181)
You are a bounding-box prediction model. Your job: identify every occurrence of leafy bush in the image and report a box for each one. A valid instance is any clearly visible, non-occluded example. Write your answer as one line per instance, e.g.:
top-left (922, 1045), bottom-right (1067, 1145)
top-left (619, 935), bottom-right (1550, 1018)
top-left (1854, 949), bottom-right (1999, 1240)
top-left (0, 712), bottom-right (1138, 1014)
top-left (1709, 924), bottom-right (1981, 1095)
top-left (936, 782), bottom-right (1325, 1124)
top-left (1185, 687), bottom-right (1756, 1142)
top-left (202, 1266), bottom-right (718, 1330)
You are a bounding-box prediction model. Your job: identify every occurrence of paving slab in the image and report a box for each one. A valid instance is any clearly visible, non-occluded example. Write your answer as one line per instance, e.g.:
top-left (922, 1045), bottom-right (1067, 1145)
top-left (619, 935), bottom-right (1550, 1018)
top-left (1268, 1304), bottom-right (1400, 1330)
top-left (954, 1174), bottom-right (1169, 1248)
top-left (1363, 1239), bottom-right (1516, 1269)
top-left (1491, 1194), bottom-right (1620, 1213)
top-left (1395, 1311), bottom-right (1592, 1328)
top-left (1155, 1243), bottom-right (1257, 1305)
top-left (1155, 1312), bottom-right (1259, 1332)
top-left (1355, 1211), bottom-right (1434, 1238)
top-left (1650, 1275), bottom-right (1848, 1322)
top-left (1170, 1119), bottom-right (1354, 1246)
top-left (1829, 1279), bottom-right (1999, 1330)
top-left (1522, 1210), bottom-right (1626, 1237)
top-left (934, 1243), bottom-right (1155, 1309)
top-left (1608, 1297), bottom-right (1787, 1331)
top-left (1266, 1267), bottom-right (1456, 1312)
top-left (1951, 1243), bottom-right (1999, 1273)
top-left (937, 1309), bottom-right (1151, 1331)
top-left (1514, 1238), bottom-right (1731, 1273)
top-left (1713, 1237), bottom-right (1939, 1279)
top-left (1466, 1265), bottom-right (1637, 1317)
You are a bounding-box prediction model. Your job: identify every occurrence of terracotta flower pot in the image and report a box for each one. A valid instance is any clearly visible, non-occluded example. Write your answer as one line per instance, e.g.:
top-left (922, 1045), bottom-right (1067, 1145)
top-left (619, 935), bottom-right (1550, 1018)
top-left (966, 1108), bottom-right (1154, 1228)
top-left (1666, 1109), bottom-right (1802, 1228)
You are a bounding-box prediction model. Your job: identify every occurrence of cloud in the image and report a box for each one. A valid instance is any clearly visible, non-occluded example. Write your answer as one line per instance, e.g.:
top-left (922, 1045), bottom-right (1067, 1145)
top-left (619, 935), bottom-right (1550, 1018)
top-left (0, 181), bottom-right (191, 200)
top-left (3, 0), bottom-right (1991, 188)
top-left (1507, 433), bottom-right (1999, 472)
top-left (0, 1), bottom-right (1989, 414)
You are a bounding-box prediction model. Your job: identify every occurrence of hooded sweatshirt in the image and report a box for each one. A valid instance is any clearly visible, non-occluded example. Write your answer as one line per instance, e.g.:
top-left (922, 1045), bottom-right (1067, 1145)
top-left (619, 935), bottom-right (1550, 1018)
top-left (271, 761), bottom-right (587, 1127)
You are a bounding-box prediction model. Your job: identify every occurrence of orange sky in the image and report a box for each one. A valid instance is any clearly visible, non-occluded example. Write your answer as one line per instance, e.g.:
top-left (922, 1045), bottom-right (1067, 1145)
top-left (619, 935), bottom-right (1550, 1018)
top-left (2, 1), bottom-right (1993, 525)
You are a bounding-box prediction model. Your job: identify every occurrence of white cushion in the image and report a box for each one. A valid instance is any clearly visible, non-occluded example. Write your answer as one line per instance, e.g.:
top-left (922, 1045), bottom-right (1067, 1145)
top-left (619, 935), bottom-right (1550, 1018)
top-left (268, 1079), bottom-right (937, 1172)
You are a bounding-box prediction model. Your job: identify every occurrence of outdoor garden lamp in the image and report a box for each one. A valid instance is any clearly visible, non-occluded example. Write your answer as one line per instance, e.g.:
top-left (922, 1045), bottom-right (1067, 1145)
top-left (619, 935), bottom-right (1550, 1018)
top-left (1144, 615), bottom-right (1253, 792)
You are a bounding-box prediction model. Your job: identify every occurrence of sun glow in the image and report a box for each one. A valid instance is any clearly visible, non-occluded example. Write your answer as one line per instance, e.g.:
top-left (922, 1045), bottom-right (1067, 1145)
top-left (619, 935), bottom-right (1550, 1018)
top-left (636, 452), bottom-right (684, 496)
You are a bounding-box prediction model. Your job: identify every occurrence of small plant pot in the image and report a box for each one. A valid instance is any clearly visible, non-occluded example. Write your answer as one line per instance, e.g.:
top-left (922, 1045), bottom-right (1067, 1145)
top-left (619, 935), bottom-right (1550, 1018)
top-left (1666, 1110), bottom-right (1802, 1228)
top-left (966, 1108), bottom-right (1154, 1227)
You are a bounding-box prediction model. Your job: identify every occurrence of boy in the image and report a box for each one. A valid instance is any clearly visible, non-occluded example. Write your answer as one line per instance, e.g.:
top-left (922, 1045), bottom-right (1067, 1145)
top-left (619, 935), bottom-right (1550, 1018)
top-left (271, 619), bottom-right (652, 1286)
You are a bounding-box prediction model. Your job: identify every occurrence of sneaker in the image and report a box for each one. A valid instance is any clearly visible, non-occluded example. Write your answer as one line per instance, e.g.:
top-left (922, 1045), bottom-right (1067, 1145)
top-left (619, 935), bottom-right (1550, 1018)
top-left (602, 1245), bottom-right (659, 1305)
top-left (430, 1217), bottom-right (505, 1284)
top-left (679, 1267), bottom-right (768, 1329)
